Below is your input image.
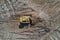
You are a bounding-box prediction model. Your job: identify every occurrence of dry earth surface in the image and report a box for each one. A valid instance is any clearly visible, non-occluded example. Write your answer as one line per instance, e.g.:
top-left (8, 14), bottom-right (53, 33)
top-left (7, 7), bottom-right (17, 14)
top-left (0, 0), bottom-right (60, 40)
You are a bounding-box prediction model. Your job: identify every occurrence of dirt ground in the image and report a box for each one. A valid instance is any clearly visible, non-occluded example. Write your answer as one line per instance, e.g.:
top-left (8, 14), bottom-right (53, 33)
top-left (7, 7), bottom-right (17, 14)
top-left (0, 0), bottom-right (60, 40)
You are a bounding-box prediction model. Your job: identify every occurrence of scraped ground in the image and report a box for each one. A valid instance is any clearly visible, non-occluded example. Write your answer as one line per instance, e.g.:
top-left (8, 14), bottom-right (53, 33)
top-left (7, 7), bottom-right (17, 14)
top-left (0, 0), bottom-right (60, 40)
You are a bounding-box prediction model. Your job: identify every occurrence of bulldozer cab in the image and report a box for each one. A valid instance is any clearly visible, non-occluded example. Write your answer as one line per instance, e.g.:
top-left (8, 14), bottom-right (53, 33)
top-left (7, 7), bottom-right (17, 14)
top-left (19, 16), bottom-right (30, 23)
top-left (19, 16), bottom-right (32, 28)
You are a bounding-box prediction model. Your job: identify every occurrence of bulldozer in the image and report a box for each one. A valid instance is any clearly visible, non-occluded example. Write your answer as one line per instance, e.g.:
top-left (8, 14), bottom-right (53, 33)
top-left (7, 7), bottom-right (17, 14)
top-left (19, 16), bottom-right (32, 28)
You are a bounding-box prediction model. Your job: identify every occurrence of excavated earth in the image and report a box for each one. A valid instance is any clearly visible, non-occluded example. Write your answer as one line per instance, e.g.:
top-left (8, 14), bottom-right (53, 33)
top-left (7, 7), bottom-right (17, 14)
top-left (0, 0), bottom-right (60, 40)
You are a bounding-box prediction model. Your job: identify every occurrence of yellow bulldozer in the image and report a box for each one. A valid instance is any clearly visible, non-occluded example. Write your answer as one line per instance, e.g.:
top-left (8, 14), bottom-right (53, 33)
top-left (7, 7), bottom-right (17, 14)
top-left (19, 16), bottom-right (32, 28)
